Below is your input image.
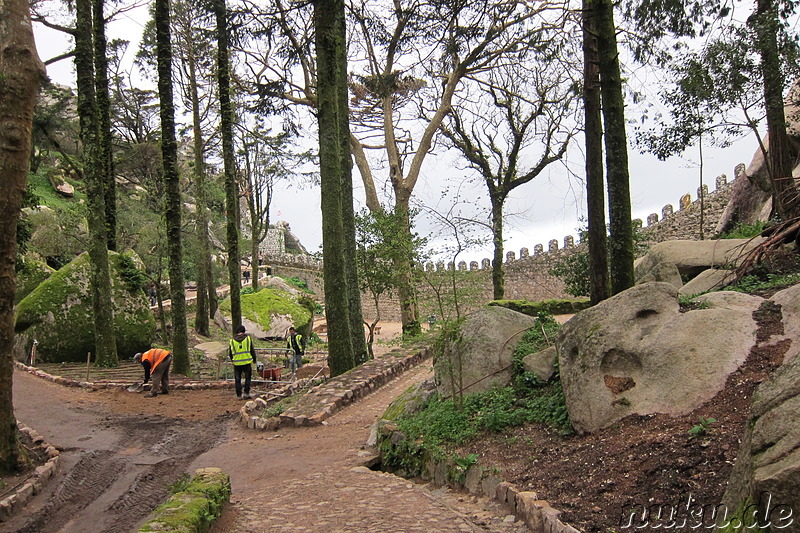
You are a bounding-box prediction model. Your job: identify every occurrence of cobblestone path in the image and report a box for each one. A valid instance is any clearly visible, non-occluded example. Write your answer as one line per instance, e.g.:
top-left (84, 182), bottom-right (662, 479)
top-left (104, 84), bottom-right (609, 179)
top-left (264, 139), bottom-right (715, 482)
top-left (199, 363), bottom-right (528, 532)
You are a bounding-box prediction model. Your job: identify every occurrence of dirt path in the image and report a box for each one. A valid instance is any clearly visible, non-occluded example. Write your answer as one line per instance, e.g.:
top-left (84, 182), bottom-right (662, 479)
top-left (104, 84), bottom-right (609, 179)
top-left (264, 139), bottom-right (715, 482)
top-left (6, 371), bottom-right (233, 533)
top-left (7, 355), bottom-right (527, 533)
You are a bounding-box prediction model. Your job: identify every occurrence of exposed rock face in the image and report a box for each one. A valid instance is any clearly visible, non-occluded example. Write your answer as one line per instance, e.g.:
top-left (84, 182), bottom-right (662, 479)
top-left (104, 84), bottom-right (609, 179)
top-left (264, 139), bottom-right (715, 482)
top-left (634, 260), bottom-right (682, 289)
top-left (722, 347), bottom-right (800, 530)
top-left (715, 161), bottom-right (773, 236)
top-left (14, 252), bottom-right (156, 363)
top-left (264, 276), bottom-right (300, 295)
top-left (522, 346), bottom-right (557, 382)
top-left (635, 239), bottom-right (764, 281)
top-left (434, 306), bottom-right (538, 397)
top-left (678, 268), bottom-right (734, 297)
top-left (556, 282), bottom-right (759, 434)
top-left (46, 168), bottom-right (74, 197)
top-left (771, 285), bottom-right (800, 361)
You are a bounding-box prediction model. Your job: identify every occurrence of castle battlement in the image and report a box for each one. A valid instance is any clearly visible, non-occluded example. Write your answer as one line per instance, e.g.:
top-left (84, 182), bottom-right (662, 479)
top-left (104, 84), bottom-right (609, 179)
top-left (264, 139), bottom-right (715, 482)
top-left (420, 167), bottom-right (738, 273)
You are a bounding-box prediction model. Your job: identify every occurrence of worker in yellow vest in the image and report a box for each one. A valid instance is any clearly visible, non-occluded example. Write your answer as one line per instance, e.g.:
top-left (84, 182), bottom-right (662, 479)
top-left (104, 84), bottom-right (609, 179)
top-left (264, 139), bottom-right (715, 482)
top-left (286, 326), bottom-right (306, 374)
top-left (228, 325), bottom-right (256, 399)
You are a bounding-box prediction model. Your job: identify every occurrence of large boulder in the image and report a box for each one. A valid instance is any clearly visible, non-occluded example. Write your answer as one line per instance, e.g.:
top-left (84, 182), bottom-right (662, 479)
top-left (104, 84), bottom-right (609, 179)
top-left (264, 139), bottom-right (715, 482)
top-left (678, 268), bottom-right (734, 297)
top-left (722, 348), bottom-right (800, 530)
top-left (219, 287), bottom-right (313, 338)
top-left (634, 260), bottom-right (682, 289)
top-left (635, 239), bottom-right (764, 279)
top-left (556, 282), bottom-right (758, 434)
top-left (434, 306), bottom-right (537, 397)
top-left (263, 276), bottom-right (301, 295)
top-left (14, 252), bottom-right (156, 363)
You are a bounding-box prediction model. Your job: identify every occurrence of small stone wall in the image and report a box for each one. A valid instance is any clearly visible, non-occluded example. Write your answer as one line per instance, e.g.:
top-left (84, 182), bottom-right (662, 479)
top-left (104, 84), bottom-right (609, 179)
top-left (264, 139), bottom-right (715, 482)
top-left (14, 361), bottom-right (234, 392)
top-left (0, 424), bottom-right (60, 521)
top-left (378, 423), bottom-right (580, 533)
top-left (239, 347), bottom-right (431, 429)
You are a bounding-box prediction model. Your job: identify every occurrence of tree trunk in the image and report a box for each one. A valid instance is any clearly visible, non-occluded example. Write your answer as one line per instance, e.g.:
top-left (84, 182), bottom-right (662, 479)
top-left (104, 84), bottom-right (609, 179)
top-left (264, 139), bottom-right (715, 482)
top-left (155, 0), bottom-right (189, 374)
top-left (394, 195), bottom-right (421, 337)
top-left (752, 0), bottom-right (799, 219)
top-left (187, 43), bottom-right (210, 337)
top-left (215, 0), bottom-right (241, 334)
top-left (0, 0), bottom-right (45, 473)
top-left (583, 0), bottom-right (610, 304)
top-left (75, 0), bottom-right (118, 367)
top-left (597, 0), bottom-right (634, 295)
top-left (315, 0), bottom-right (368, 375)
top-left (93, 0), bottom-right (116, 251)
top-left (490, 194), bottom-right (505, 301)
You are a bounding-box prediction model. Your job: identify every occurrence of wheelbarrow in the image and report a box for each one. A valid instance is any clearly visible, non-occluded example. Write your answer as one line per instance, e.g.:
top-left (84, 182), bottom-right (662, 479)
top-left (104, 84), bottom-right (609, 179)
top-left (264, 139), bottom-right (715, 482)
top-left (258, 367), bottom-right (283, 381)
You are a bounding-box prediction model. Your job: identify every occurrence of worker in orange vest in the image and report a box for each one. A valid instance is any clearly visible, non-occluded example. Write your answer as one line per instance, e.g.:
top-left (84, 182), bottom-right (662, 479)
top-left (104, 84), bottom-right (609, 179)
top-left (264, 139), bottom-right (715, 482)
top-left (134, 348), bottom-right (173, 397)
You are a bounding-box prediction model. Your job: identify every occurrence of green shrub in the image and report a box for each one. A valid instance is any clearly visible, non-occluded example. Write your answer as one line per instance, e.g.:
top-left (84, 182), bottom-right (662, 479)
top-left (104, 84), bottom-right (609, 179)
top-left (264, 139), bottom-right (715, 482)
top-left (281, 276), bottom-right (313, 294)
top-left (720, 221), bottom-right (765, 239)
top-left (728, 273), bottom-right (800, 294)
top-left (549, 252), bottom-right (590, 297)
top-left (116, 253), bottom-right (149, 294)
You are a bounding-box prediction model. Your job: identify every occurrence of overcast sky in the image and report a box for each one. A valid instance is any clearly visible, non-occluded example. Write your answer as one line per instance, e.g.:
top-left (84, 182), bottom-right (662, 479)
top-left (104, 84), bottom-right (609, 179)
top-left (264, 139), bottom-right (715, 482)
top-left (33, 5), bottom-right (756, 264)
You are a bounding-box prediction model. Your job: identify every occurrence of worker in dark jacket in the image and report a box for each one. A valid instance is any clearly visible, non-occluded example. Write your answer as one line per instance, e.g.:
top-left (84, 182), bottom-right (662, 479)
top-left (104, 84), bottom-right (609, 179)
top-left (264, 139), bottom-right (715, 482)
top-left (134, 348), bottom-right (172, 397)
top-left (228, 325), bottom-right (256, 399)
top-left (286, 326), bottom-right (305, 373)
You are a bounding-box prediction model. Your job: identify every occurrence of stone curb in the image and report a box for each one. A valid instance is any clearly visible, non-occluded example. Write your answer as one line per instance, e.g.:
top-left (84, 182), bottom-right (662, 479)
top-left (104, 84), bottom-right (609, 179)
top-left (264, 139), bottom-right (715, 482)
top-left (239, 347), bottom-right (431, 430)
top-left (14, 361), bottom-right (233, 391)
top-left (381, 429), bottom-right (581, 533)
top-left (138, 467), bottom-right (231, 533)
top-left (0, 423), bottom-right (61, 522)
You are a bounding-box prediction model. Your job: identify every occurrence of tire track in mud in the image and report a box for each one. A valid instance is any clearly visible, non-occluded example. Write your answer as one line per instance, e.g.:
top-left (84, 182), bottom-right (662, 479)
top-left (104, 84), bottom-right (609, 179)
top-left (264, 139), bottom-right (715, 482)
top-left (100, 417), bottom-right (227, 533)
top-left (14, 415), bottom-right (228, 533)
top-left (17, 451), bottom-right (123, 533)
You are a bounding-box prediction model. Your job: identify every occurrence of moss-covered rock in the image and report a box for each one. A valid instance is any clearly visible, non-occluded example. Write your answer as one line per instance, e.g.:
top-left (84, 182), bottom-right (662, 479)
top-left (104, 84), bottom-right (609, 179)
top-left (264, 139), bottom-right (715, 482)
top-left (489, 297), bottom-right (591, 316)
top-left (15, 260), bottom-right (55, 304)
top-left (139, 468), bottom-right (231, 533)
top-left (14, 251), bottom-right (156, 363)
top-left (219, 288), bottom-right (312, 335)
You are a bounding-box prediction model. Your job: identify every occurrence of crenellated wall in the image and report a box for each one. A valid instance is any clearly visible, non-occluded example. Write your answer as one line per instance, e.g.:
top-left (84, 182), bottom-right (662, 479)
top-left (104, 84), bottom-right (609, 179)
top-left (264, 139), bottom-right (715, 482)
top-left (261, 168), bottom-right (740, 321)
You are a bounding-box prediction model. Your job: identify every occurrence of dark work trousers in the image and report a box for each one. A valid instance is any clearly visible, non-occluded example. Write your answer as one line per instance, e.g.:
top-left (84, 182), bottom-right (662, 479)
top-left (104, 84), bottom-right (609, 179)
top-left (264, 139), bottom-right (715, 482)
top-left (234, 364), bottom-right (252, 397)
top-left (150, 354), bottom-right (172, 396)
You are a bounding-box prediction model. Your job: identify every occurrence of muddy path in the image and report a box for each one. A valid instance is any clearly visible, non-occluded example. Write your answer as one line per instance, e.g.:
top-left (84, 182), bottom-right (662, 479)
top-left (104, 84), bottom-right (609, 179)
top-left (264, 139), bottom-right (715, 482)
top-left (8, 357), bottom-right (526, 533)
top-left (6, 371), bottom-right (234, 533)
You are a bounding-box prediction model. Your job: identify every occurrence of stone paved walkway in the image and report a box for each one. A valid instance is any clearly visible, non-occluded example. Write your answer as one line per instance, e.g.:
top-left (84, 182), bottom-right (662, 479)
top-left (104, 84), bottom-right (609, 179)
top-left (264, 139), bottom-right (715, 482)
top-left (197, 363), bottom-right (529, 533)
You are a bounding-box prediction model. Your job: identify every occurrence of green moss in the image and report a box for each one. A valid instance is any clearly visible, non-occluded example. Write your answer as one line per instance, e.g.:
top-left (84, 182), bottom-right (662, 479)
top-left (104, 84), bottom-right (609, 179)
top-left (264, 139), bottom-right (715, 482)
top-left (15, 260), bottom-right (54, 304)
top-left (382, 382), bottom-right (427, 421)
top-left (15, 251), bottom-right (155, 363)
top-left (489, 298), bottom-right (591, 316)
top-left (219, 288), bottom-right (312, 332)
top-left (139, 468), bottom-right (230, 533)
top-left (27, 165), bottom-right (86, 208)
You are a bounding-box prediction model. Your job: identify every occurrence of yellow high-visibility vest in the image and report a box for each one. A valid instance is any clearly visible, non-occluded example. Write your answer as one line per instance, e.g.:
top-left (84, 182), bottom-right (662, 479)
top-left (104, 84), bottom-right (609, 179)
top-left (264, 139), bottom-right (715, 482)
top-left (229, 336), bottom-right (253, 366)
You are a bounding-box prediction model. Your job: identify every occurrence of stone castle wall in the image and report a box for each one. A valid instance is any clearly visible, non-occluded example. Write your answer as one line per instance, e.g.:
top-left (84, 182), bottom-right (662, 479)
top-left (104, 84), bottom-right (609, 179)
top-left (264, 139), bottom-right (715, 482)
top-left (262, 170), bottom-right (738, 322)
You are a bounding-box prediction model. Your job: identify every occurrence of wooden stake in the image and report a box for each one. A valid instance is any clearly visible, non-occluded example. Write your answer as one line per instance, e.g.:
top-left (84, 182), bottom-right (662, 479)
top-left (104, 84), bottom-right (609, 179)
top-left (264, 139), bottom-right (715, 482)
top-left (86, 352), bottom-right (91, 381)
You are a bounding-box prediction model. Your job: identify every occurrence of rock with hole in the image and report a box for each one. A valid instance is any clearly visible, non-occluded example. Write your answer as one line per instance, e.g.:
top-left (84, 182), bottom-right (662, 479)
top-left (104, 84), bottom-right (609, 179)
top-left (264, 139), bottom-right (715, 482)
top-left (556, 282), bottom-right (758, 433)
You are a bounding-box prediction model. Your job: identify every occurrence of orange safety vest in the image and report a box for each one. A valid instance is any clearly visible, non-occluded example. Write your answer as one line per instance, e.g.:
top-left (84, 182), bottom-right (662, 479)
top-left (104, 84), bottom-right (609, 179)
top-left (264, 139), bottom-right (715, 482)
top-left (141, 348), bottom-right (171, 368)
